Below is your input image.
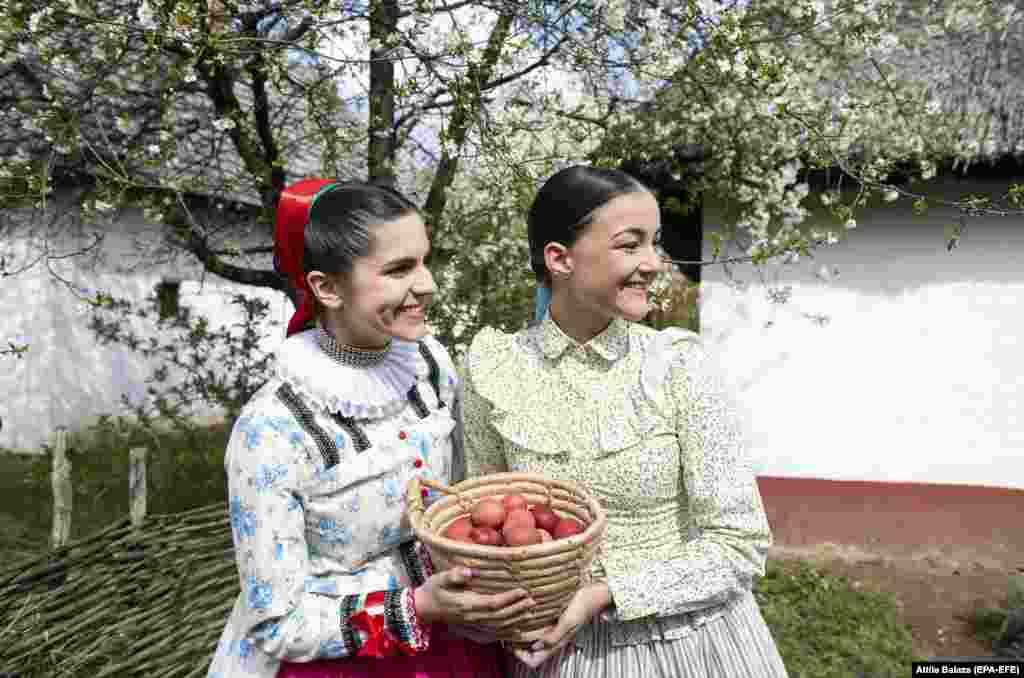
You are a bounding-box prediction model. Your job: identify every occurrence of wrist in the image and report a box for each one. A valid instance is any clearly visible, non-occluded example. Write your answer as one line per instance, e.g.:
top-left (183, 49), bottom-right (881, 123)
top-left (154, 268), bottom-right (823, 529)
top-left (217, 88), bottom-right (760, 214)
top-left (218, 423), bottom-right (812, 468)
top-left (588, 582), bottom-right (612, 614)
top-left (413, 586), bottom-right (438, 625)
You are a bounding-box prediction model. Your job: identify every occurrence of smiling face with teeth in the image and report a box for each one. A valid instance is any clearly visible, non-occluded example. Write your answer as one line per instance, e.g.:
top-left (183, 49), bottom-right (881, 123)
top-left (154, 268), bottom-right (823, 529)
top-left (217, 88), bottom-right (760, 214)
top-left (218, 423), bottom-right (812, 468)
top-left (307, 212), bottom-right (437, 348)
top-left (544, 190), bottom-right (665, 342)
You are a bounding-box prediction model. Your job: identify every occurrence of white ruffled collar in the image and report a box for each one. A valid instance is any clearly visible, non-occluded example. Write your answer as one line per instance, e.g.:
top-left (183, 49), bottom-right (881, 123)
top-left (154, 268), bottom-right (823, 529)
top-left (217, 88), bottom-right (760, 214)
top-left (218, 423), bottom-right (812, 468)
top-left (275, 329), bottom-right (428, 419)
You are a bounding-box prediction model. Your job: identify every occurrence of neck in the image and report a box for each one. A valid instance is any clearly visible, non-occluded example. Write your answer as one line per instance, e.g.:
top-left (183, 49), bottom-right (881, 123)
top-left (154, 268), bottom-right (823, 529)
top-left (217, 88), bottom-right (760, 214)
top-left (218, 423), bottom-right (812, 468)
top-left (548, 292), bottom-right (613, 345)
top-left (319, 312), bottom-right (392, 351)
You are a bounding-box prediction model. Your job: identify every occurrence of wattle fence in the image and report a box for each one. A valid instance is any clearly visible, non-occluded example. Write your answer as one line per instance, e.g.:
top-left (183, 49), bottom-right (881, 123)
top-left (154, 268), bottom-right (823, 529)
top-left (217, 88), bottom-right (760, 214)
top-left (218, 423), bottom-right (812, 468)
top-left (4, 430), bottom-right (1023, 676)
top-left (0, 428), bottom-right (237, 677)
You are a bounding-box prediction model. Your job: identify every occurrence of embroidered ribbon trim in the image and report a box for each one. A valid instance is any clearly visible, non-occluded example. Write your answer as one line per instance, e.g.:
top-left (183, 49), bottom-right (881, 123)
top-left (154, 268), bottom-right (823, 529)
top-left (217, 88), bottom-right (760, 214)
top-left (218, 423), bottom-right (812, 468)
top-left (349, 610), bottom-right (417, 657)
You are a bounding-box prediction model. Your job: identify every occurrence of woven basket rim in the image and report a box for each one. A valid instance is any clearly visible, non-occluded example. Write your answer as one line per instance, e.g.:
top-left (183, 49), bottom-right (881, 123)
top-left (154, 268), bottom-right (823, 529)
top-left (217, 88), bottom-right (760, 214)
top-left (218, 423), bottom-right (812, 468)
top-left (406, 472), bottom-right (607, 562)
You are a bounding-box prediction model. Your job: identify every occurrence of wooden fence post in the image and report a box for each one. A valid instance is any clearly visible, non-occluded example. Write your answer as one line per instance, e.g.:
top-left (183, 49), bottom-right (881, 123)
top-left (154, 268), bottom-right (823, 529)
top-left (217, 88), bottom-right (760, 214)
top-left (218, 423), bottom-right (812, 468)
top-left (129, 447), bottom-right (148, 530)
top-left (49, 426), bottom-right (71, 589)
top-left (127, 447), bottom-right (148, 561)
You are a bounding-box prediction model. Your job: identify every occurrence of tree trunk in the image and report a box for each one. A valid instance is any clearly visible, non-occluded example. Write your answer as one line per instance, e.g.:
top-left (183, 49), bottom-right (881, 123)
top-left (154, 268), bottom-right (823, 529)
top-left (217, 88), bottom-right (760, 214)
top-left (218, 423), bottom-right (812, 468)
top-left (423, 11), bottom-right (515, 235)
top-left (368, 0), bottom-right (399, 187)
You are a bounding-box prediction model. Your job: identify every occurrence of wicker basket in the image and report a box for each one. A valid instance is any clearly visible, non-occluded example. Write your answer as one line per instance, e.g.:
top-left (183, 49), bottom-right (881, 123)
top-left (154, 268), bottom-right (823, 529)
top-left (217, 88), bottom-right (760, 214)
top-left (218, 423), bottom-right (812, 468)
top-left (405, 472), bottom-right (607, 645)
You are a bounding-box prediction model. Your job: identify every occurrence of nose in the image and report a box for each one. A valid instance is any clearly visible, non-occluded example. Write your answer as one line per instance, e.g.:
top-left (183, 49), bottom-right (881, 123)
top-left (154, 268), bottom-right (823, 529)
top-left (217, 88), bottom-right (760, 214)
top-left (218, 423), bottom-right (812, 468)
top-left (639, 243), bottom-right (666, 275)
top-left (411, 264), bottom-right (438, 300)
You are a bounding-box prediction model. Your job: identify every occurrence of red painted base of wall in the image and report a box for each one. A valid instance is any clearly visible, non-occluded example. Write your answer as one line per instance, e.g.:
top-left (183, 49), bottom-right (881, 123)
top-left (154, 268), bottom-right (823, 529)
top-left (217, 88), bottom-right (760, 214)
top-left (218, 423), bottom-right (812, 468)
top-left (756, 476), bottom-right (1024, 568)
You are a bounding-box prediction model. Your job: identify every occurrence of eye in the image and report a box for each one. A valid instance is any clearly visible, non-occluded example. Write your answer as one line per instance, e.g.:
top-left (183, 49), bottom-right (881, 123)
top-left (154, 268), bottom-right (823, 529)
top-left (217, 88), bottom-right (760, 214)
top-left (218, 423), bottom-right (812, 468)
top-left (620, 242), bottom-right (640, 251)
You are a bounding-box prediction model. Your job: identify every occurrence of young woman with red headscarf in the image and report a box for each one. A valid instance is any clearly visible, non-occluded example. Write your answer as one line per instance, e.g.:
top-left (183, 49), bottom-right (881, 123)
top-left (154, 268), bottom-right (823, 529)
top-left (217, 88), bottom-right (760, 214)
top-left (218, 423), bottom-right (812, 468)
top-left (206, 179), bottom-right (529, 678)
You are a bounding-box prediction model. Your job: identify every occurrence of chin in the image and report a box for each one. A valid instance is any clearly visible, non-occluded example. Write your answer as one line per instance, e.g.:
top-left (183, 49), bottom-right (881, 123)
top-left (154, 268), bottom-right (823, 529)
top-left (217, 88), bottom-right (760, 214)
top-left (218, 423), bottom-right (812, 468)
top-left (616, 302), bottom-right (651, 322)
top-left (389, 320), bottom-right (429, 342)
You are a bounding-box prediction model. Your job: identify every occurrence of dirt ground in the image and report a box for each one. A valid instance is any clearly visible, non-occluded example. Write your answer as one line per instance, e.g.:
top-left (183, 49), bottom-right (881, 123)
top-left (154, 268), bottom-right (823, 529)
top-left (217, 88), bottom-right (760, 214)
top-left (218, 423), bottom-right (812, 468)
top-left (770, 542), bottom-right (1021, 660)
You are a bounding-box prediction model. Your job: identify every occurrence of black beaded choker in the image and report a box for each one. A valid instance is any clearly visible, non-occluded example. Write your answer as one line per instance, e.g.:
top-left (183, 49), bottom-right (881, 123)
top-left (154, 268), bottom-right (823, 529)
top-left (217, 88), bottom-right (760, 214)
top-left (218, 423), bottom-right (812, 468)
top-left (316, 326), bottom-right (391, 368)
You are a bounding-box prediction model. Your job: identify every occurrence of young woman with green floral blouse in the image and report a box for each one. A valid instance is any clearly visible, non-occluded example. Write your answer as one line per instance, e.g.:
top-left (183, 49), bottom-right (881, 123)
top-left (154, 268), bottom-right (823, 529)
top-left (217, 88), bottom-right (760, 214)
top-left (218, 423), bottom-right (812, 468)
top-left (460, 166), bottom-right (789, 678)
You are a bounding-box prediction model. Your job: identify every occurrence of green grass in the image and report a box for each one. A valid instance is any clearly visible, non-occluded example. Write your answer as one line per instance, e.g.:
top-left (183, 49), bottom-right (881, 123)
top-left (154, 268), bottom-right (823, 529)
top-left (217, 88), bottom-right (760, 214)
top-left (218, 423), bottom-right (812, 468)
top-left (962, 605), bottom-right (1011, 649)
top-left (757, 559), bottom-right (924, 677)
top-left (0, 419), bottom-right (954, 677)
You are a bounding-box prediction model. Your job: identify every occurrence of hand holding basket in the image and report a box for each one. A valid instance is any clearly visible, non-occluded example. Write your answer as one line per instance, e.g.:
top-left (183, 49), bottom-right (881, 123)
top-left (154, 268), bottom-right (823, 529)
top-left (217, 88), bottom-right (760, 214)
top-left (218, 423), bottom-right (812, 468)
top-left (405, 472), bottom-right (607, 645)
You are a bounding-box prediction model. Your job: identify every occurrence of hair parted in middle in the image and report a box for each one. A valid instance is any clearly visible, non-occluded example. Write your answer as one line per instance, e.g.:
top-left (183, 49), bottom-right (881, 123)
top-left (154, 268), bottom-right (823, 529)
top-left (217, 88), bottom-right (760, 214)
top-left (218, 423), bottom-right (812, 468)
top-left (527, 165), bottom-right (650, 286)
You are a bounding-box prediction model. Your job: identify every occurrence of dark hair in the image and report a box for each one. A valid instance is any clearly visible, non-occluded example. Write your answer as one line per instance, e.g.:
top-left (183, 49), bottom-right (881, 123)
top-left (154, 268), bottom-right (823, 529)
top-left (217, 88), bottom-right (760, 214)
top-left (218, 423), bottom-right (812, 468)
top-left (304, 181), bottom-right (419, 279)
top-left (528, 166), bottom-right (649, 285)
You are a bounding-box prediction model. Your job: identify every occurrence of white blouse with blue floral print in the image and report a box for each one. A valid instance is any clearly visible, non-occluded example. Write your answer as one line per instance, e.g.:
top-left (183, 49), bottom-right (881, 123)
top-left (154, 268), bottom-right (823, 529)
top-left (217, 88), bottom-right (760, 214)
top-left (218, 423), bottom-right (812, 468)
top-left (206, 329), bottom-right (463, 678)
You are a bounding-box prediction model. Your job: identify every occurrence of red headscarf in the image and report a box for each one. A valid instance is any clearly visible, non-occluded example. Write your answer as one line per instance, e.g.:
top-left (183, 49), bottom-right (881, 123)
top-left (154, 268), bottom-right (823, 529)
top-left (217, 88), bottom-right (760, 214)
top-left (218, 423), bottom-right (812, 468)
top-left (273, 178), bottom-right (339, 337)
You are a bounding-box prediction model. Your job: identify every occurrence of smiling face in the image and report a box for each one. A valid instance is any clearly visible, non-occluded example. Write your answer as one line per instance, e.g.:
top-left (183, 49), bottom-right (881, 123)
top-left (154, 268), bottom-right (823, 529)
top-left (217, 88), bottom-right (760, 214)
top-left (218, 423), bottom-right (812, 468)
top-left (546, 190), bottom-right (664, 334)
top-left (308, 211), bottom-right (436, 347)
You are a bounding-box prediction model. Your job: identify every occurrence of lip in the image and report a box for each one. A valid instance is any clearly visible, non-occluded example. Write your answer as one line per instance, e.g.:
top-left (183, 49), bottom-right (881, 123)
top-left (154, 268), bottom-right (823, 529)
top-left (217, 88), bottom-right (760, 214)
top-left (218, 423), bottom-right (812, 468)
top-left (398, 305), bottom-right (425, 316)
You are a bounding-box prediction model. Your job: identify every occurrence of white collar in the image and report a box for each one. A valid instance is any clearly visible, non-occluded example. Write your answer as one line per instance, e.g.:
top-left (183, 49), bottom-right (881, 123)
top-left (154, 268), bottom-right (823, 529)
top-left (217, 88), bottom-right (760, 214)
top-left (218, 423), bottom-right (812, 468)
top-left (275, 329), bottom-right (428, 419)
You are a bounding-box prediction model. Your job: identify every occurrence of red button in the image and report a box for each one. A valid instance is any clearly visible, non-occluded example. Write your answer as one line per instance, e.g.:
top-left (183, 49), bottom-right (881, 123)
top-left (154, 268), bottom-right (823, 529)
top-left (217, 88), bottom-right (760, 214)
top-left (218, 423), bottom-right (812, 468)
top-left (414, 459), bottom-right (423, 468)
top-left (421, 488), bottom-right (429, 498)
top-left (398, 431), bottom-right (407, 440)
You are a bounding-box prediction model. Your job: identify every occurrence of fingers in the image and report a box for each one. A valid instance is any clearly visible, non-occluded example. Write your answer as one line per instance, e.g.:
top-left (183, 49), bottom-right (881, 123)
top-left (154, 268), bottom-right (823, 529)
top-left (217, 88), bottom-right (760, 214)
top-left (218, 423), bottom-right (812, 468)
top-left (486, 587), bottom-right (534, 612)
top-left (541, 620), bottom-right (577, 648)
top-left (513, 646), bottom-right (553, 670)
top-left (466, 592), bottom-right (537, 625)
top-left (441, 567), bottom-right (476, 588)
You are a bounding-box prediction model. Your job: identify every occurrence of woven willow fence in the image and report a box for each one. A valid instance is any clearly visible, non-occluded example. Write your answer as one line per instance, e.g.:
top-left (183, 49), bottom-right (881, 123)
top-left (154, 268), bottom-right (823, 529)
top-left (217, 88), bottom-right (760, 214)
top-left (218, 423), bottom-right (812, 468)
top-left (0, 430), bottom-right (238, 678)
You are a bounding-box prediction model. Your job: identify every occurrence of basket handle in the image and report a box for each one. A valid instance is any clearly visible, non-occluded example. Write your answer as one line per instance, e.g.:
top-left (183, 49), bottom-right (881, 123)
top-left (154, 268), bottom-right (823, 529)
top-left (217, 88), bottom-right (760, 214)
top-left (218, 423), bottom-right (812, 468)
top-left (406, 476), bottom-right (425, 520)
top-left (406, 476), bottom-right (461, 513)
top-left (406, 477), bottom-right (476, 523)
top-left (421, 477), bottom-right (459, 497)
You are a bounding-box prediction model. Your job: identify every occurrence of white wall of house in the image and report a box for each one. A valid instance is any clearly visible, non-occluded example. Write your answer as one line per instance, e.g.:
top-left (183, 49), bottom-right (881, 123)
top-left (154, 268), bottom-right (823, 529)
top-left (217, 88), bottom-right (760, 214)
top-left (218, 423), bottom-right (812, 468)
top-left (1, 204), bottom-right (291, 452)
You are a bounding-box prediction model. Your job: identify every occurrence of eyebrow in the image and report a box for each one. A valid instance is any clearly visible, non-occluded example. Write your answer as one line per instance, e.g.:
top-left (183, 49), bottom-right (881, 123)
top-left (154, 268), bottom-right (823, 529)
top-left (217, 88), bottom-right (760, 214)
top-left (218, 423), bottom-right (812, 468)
top-left (382, 251), bottom-right (430, 268)
top-left (613, 227), bottom-right (662, 239)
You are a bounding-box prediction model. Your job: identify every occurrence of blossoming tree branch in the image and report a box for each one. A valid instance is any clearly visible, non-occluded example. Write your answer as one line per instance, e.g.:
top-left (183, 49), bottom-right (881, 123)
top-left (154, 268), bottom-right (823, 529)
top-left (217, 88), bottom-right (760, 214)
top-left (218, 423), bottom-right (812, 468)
top-left (1, 0), bottom-right (1022, 355)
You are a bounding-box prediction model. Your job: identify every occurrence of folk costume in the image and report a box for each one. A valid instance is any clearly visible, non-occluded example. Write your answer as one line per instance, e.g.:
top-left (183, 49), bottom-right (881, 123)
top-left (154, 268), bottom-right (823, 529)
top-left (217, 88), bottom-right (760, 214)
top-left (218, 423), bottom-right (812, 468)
top-left (462, 308), bottom-right (789, 678)
top-left (206, 179), bottom-right (502, 678)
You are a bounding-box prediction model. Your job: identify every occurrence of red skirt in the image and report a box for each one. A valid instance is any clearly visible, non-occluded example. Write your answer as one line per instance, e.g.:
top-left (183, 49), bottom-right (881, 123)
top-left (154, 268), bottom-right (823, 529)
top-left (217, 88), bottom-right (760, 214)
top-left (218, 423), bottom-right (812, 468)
top-left (276, 626), bottom-right (504, 678)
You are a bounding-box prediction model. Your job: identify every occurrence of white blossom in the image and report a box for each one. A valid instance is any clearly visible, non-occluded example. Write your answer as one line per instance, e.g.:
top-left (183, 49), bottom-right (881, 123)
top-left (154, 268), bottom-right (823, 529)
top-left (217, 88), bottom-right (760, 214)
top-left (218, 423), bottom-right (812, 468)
top-left (137, 0), bottom-right (157, 29)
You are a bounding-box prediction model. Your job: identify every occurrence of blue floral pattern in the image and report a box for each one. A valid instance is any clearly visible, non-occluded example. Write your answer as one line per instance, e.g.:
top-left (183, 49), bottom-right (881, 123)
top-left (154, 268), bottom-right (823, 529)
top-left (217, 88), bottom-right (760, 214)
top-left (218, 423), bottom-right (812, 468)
top-left (317, 518), bottom-right (353, 546)
top-left (230, 498), bottom-right (257, 540)
top-left (246, 575), bottom-right (273, 610)
top-left (379, 476), bottom-right (402, 507)
top-left (254, 464), bottom-right (289, 492)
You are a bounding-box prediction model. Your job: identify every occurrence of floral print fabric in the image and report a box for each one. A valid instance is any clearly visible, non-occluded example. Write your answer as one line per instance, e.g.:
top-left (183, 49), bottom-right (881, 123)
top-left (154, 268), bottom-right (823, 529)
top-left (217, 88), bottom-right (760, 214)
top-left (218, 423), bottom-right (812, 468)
top-left (206, 331), bottom-right (461, 678)
top-left (461, 311), bottom-right (773, 646)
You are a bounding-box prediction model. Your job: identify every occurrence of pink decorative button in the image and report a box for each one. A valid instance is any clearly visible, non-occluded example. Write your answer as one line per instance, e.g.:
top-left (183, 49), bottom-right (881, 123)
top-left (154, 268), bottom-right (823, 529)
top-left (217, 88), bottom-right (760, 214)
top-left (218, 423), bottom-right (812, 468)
top-left (421, 487), bottom-right (429, 498)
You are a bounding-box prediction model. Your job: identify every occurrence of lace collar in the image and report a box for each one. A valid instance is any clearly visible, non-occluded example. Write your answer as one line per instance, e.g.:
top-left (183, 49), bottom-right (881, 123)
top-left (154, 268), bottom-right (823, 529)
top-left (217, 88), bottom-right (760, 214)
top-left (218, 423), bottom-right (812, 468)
top-left (275, 328), bottom-right (428, 419)
top-left (532, 308), bottom-right (632, 363)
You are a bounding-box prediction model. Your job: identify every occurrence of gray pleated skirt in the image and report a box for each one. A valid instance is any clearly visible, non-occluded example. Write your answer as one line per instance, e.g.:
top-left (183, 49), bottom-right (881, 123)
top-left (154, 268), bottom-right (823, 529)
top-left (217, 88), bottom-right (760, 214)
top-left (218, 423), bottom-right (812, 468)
top-left (503, 590), bottom-right (789, 678)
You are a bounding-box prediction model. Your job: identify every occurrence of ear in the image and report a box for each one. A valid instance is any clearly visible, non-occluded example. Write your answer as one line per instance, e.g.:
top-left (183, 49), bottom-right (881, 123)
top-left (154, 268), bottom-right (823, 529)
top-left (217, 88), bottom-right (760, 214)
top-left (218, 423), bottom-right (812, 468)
top-left (543, 242), bottom-right (573, 281)
top-left (306, 270), bottom-right (344, 310)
